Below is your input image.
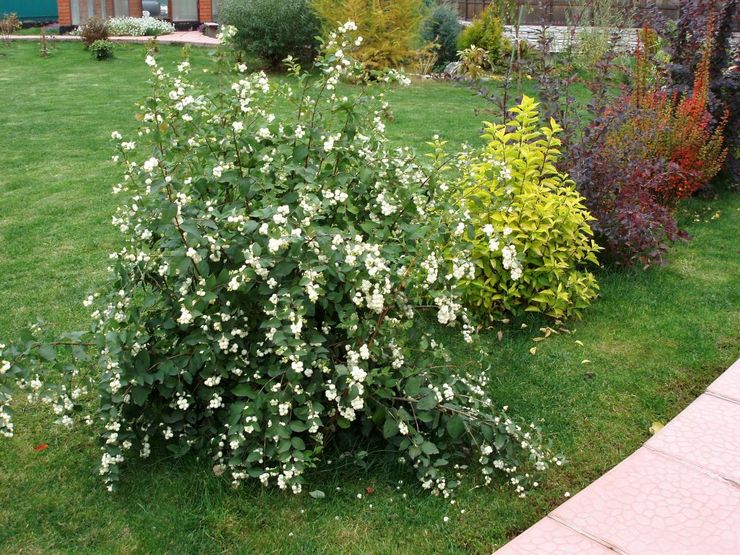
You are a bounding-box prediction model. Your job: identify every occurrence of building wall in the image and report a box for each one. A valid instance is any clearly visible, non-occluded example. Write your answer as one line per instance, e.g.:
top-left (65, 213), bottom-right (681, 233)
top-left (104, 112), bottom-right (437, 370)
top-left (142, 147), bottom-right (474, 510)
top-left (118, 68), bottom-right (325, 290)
top-left (58, 0), bottom-right (214, 26)
top-left (1, 0), bottom-right (58, 21)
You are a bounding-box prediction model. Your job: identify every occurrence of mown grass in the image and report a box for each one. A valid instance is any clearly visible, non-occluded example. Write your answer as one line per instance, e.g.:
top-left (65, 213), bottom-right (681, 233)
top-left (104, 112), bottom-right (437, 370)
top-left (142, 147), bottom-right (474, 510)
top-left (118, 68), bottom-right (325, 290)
top-left (0, 41), bottom-right (738, 554)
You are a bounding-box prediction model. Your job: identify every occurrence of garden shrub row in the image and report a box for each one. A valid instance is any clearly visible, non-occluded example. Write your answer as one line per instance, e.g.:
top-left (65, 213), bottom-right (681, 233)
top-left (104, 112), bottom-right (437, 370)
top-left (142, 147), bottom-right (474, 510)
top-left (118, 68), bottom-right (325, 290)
top-left (1, 0), bottom-right (736, 500)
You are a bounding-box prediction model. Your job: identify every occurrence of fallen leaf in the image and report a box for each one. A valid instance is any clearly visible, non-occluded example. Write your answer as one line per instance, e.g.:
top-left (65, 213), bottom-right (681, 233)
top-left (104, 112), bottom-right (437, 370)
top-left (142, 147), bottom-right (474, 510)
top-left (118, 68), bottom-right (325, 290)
top-left (34, 443), bottom-right (49, 452)
top-left (529, 347), bottom-right (537, 355)
top-left (575, 340), bottom-right (584, 347)
top-left (309, 490), bottom-right (326, 499)
top-left (649, 421), bottom-right (664, 435)
top-left (581, 359), bottom-right (591, 364)
top-left (496, 330), bottom-right (503, 341)
top-left (532, 337), bottom-right (546, 342)
top-left (520, 323), bottom-right (527, 329)
top-left (365, 486), bottom-right (375, 495)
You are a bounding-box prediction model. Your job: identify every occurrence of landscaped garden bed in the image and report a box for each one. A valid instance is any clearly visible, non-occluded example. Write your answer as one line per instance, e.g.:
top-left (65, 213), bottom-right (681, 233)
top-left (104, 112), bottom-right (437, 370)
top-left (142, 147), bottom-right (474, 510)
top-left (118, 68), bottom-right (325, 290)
top-left (0, 0), bottom-right (738, 551)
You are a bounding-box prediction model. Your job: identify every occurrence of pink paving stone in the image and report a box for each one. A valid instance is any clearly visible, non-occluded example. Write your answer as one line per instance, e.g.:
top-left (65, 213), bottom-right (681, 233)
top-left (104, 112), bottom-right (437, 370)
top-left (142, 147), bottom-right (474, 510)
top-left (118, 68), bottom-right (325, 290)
top-left (707, 358), bottom-right (740, 404)
top-left (493, 516), bottom-right (616, 555)
top-left (646, 393), bottom-right (740, 484)
top-left (551, 448), bottom-right (740, 555)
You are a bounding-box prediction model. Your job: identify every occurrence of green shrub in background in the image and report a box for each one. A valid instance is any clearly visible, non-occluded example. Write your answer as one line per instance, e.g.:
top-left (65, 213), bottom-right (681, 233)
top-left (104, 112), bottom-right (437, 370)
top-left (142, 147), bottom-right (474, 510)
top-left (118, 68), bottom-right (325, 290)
top-left (458, 96), bottom-right (601, 320)
top-left (219, 0), bottom-right (321, 67)
top-left (420, 3), bottom-right (461, 67)
top-left (456, 4), bottom-right (510, 67)
top-left (90, 39), bottom-right (114, 60)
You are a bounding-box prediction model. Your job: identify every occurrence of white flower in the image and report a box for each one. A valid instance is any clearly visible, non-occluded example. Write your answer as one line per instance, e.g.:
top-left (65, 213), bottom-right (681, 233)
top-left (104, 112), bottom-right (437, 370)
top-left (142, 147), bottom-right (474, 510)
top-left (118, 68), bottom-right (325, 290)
top-left (143, 157), bottom-right (159, 173)
top-left (232, 121), bottom-right (244, 133)
top-left (257, 127), bottom-right (272, 140)
top-left (177, 307), bottom-right (194, 325)
top-left (213, 165), bottom-right (223, 178)
top-left (111, 131), bottom-right (122, 140)
top-left (145, 54), bottom-right (156, 67)
top-left (482, 224), bottom-right (494, 236)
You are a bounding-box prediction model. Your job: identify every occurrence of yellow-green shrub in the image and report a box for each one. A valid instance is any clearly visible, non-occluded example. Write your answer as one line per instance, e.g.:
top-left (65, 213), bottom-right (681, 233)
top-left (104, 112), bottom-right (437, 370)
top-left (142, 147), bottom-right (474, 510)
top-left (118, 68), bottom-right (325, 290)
top-left (457, 5), bottom-right (510, 67)
top-left (458, 96), bottom-right (601, 319)
top-left (312, 0), bottom-right (425, 70)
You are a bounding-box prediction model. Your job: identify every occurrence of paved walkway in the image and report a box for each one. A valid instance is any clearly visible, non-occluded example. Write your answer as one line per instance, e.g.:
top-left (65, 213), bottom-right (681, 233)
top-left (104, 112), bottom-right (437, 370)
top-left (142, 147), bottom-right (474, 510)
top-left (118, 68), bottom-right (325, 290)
top-left (9, 30), bottom-right (219, 47)
top-left (494, 357), bottom-right (740, 554)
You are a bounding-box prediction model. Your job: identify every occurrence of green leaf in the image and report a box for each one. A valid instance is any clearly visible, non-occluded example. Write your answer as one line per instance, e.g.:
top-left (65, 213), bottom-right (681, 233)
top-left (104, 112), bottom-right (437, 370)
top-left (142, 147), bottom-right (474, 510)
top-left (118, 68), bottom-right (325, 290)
top-left (416, 394), bottom-right (437, 411)
top-left (131, 386), bottom-right (149, 405)
top-left (232, 383), bottom-right (252, 397)
top-left (446, 415), bottom-right (466, 439)
top-left (383, 417), bottom-right (399, 439)
top-left (420, 441), bottom-right (439, 455)
top-left (38, 344), bottom-right (56, 361)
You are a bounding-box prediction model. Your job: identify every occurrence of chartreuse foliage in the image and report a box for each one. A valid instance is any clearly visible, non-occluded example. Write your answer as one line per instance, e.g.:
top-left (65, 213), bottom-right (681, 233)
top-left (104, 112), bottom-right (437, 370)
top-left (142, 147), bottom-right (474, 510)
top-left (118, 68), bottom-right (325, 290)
top-left (458, 96), bottom-right (601, 319)
top-left (456, 4), bottom-right (510, 67)
top-left (0, 27), bottom-right (559, 498)
top-left (312, 0), bottom-right (426, 70)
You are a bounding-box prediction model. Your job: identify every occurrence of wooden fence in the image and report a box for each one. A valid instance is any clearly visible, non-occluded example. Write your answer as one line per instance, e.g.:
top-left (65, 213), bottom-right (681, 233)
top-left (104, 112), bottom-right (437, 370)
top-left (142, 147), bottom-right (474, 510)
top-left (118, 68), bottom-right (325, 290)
top-left (455, 1), bottom-right (681, 25)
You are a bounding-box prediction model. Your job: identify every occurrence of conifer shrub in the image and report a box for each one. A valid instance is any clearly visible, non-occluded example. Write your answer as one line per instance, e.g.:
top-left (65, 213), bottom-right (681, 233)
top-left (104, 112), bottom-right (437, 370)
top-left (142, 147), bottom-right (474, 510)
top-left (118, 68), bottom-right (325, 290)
top-left (313, 0), bottom-right (426, 70)
top-left (456, 4), bottom-right (510, 67)
top-left (420, 3), bottom-right (461, 67)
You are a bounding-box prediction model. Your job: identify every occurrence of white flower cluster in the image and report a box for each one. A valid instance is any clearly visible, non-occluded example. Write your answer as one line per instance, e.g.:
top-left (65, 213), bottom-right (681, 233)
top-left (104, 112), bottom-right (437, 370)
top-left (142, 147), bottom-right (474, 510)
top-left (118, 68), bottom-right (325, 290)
top-left (0, 24), bottom-right (556, 500)
top-left (106, 16), bottom-right (174, 37)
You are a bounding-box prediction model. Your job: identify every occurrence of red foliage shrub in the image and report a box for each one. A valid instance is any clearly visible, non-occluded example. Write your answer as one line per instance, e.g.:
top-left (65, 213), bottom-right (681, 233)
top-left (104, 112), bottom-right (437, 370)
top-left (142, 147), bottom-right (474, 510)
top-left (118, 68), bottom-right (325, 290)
top-left (568, 22), bottom-right (726, 267)
top-left (629, 26), bottom-right (727, 202)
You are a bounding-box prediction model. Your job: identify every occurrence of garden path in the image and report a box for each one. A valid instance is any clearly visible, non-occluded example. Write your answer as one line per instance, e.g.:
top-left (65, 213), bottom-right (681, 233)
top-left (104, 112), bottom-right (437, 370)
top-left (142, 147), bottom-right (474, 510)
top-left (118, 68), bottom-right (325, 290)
top-left (494, 357), bottom-right (740, 554)
top-left (8, 30), bottom-right (219, 47)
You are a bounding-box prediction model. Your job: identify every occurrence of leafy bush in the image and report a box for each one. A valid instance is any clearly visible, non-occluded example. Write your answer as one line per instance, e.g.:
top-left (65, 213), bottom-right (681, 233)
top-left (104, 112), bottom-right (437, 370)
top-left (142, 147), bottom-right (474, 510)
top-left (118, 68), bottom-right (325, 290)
top-left (0, 25), bottom-right (560, 497)
top-left (655, 0), bottom-right (739, 179)
top-left (570, 106), bottom-right (688, 267)
top-left (90, 39), bottom-right (114, 60)
top-left (457, 5), bottom-right (510, 67)
top-left (420, 4), bottom-right (461, 67)
top-left (631, 35), bottom-right (727, 202)
top-left (457, 45), bottom-right (490, 79)
top-left (219, 0), bottom-right (321, 67)
top-left (0, 12), bottom-right (21, 42)
top-left (458, 96), bottom-right (600, 319)
top-left (313, 0), bottom-right (426, 71)
top-left (79, 16), bottom-right (109, 48)
top-left (568, 28), bottom-right (727, 267)
top-left (106, 16), bottom-right (174, 37)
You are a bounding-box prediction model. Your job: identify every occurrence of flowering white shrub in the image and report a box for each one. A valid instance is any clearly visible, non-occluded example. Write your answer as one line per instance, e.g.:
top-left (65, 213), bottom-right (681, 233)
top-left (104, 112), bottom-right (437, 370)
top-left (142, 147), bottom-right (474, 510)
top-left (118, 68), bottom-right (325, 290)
top-left (106, 16), bottom-right (174, 37)
top-left (0, 25), bottom-right (560, 497)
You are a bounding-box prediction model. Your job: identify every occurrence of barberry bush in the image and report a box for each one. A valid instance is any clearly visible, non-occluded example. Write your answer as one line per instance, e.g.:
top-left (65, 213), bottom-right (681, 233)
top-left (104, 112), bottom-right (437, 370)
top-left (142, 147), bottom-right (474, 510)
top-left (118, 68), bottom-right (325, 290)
top-left (569, 29), bottom-right (727, 267)
top-left (0, 25), bottom-right (560, 498)
top-left (457, 96), bottom-right (601, 320)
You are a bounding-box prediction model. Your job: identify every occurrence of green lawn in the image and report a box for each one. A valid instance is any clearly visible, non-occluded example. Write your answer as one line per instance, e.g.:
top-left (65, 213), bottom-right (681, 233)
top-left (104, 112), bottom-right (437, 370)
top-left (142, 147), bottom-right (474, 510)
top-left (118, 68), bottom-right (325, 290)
top-left (0, 41), bottom-right (738, 554)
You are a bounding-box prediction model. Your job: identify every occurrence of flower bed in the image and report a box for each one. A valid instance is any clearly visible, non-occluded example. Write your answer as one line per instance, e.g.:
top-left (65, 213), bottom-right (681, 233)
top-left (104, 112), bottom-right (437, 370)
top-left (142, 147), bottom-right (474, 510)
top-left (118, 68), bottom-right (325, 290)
top-left (106, 16), bottom-right (174, 37)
